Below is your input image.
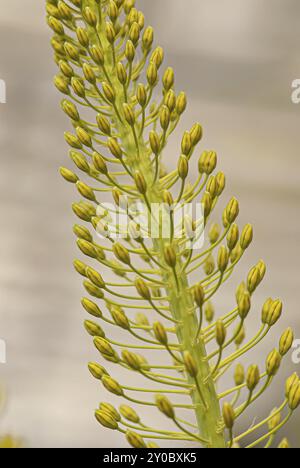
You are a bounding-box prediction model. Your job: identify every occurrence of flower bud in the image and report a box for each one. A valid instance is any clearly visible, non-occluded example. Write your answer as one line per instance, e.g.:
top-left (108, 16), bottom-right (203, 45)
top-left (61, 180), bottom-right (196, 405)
top-left (209, 223), bottom-right (221, 244)
top-left (95, 410), bottom-right (118, 430)
top-left (194, 283), bottom-right (205, 307)
top-left (176, 92), bottom-right (187, 115)
top-left (102, 375), bottom-right (124, 396)
top-left (64, 42), bottom-right (80, 61)
top-left (59, 60), bottom-right (74, 78)
top-left (160, 105), bottom-right (170, 131)
top-left (279, 328), bottom-right (294, 356)
top-left (113, 242), bottom-right (130, 265)
top-left (263, 299), bottom-right (283, 327)
top-left (155, 394), bottom-right (175, 419)
top-left (247, 266), bottom-right (261, 294)
top-left (89, 45), bottom-right (104, 65)
top-left (288, 382), bottom-right (300, 410)
top-left (108, 137), bottom-right (123, 159)
top-left (122, 350), bottom-right (141, 370)
top-left (99, 402), bottom-right (121, 422)
top-left (123, 103), bottom-right (135, 126)
top-left (223, 402), bottom-right (235, 429)
top-left (278, 438), bottom-right (290, 449)
top-left (237, 291), bottom-right (251, 320)
top-left (246, 365), bottom-right (260, 392)
top-left (125, 40), bottom-right (135, 62)
top-left (268, 408), bottom-right (281, 431)
top-left (83, 6), bottom-right (97, 27)
top-left (226, 198), bottom-right (239, 224)
top-left (142, 26), bottom-right (154, 51)
top-left (73, 224), bottom-right (93, 242)
top-left (164, 89), bottom-right (176, 112)
top-left (234, 364), bottom-right (245, 386)
top-left (126, 430), bottom-right (147, 448)
top-left (84, 320), bottom-right (105, 338)
top-left (61, 99), bottom-right (80, 121)
top-left (190, 123), bottom-right (203, 146)
top-left (70, 151), bottom-right (90, 173)
top-left (183, 351), bottom-right (198, 378)
top-left (163, 244), bottom-right (177, 268)
top-left (110, 307), bottom-right (130, 330)
top-left (83, 63), bottom-right (96, 84)
top-left (83, 280), bottom-right (104, 299)
top-left (266, 349), bottom-right (281, 376)
top-left (227, 224), bottom-right (239, 251)
top-left (234, 325), bottom-right (246, 347)
top-left (60, 167), bottom-right (78, 183)
top-left (181, 131), bottom-right (192, 156)
top-left (106, 21), bottom-right (116, 44)
top-left (204, 302), bottom-right (215, 323)
top-left (88, 362), bottom-right (109, 380)
top-left (215, 172), bottom-right (226, 196)
top-left (92, 152), bottom-right (108, 175)
top-left (81, 297), bottom-right (102, 318)
top-left (48, 16), bottom-right (64, 35)
top-left (119, 405), bottom-right (140, 424)
top-left (135, 278), bottom-right (151, 300)
top-left (153, 322), bottom-right (168, 345)
top-left (285, 373), bottom-right (299, 398)
top-left (94, 337), bottom-right (114, 357)
top-left (147, 62), bottom-right (158, 87)
top-left (163, 67), bottom-right (175, 91)
top-left (96, 115), bottom-right (111, 136)
top-left (178, 155), bottom-right (189, 179)
top-left (129, 22), bottom-right (140, 45)
top-left (198, 151), bottom-right (217, 175)
top-left (217, 246), bottom-right (229, 273)
top-left (102, 81), bottom-right (116, 103)
top-left (216, 320), bottom-right (226, 347)
top-left (202, 192), bottom-right (212, 218)
top-left (71, 77), bottom-right (85, 98)
top-left (77, 239), bottom-right (97, 258)
top-left (134, 171), bottom-right (147, 194)
top-left (76, 181), bottom-right (96, 201)
top-left (76, 27), bottom-right (89, 47)
top-left (240, 224), bottom-right (253, 250)
top-left (86, 267), bottom-right (105, 289)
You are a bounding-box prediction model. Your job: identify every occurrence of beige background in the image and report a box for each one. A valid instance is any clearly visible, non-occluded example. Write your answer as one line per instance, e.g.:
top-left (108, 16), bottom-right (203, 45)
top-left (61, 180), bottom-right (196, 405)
top-left (0, 0), bottom-right (300, 448)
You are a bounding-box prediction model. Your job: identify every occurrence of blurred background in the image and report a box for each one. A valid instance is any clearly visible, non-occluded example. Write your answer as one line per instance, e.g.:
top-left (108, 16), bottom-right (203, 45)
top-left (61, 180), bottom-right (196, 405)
top-left (0, 0), bottom-right (300, 448)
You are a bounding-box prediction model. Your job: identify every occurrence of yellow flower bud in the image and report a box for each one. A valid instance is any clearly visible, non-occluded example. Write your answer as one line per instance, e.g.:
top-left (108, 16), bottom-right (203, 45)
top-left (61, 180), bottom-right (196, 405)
top-left (102, 81), bottom-right (116, 103)
top-left (209, 223), bottom-right (221, 244)
top-left (76, 27), bottom-right (89, 47)
top-left (108, 1), bottom-right (119, 22)
top-left (240, 224), bottom-right (253, 250)
top-left (126, 430), bottom-right (147, 448)
top-left (122, 350), bottom-right (141, 370)
top-left (176, 91), bottom-right (187, 115)
top-left (153, 322), bottom-right (168, 345)
top-left (125, 40), bottom-right (135, 62)
top-left (216, 320), bottom-right (226, 347)
top-left (163, 244), bottom-right (177, 268)
top-left (183, 351), bottom-right (198, 378)
top-left (234, 364), bottom-right (245, 386)
top-left (155, 394), bottom-right (175, 419)
top-left (247, 266), bottom-right (261, 294)
top-left (83, 280), bottom-right (104, 299)
top-left (81, 297), bottom-right (102, 318)
top-left (279, 328), bottom-right (294, 356)
top-left (116, 62), bottom-right (127, 85)
top-left (264, 299), bottom-right (283, 327)
top-left (194, 283), bottom-right (205, 307)
top-left (110, 307), bottom-right (130, 330)
top-left (285, 373), bottom-right (299, 398)
top-left (266, 349), bottom-right (281, 376)
top-left (226, 198), bottom-right (239, 224)
top-left (106, 21), bottom-right (116, 44)
top-left (71, 77), bottom-right (86, 98)
top-left (288, 382), bottom-right (300, 410)
top-left (135, 278), bottom-right (151, 300)
top-left (246, 365), bottom-right (260, 392)
top-left (59, 60), bottom-right (74, 78)
top-left (181, 131), bottom-right (192, 156)
top-left (86, 267), bottom-right (105, 289)
top-left (227, 224), bottom-right (239, 251)
top-left (129, 22), bottom-right (140, 45)
top-left (64, 42), bottom-right (80, 62)
top-left (223, 402), bottom-right (235, 429)
top-left (234, 324), bottom-right (246, 347)
top-left (190, 123), bottom-right (203, 146)
top-left (119, 405), bottom-right (140, 424)
top-left (60, 166), bottom-right (78, 183)
top-left (164, 89), bottom-right (176, 112)
top-left (204, 302), bottom-right (215, 323)
top-left (204, 255), bottom-right (215, 275)
top-left (198, 151), bottom-right (217, 175)
top-left (133, 171), bottom-right (147, 194)
top-left (102, 375), bottom-right (124, 396)
top-left (73, 224), bottom-right (93, 242)
top-left (149, 130), bottom-right (160, 155)
top-left (73, 259), bottom-right (87, 277)
top-left (83, 6), bottom-right (97, 27)
top-left (95, 410), bottom-right (118, 430)
top-left (206, 176), bottom-right (218, 199)
top-left (268, 408), bottom-right (281, 431)
top-left (84, 320), bottom-right (105, 338)
top-left (76, 181), bottom-right (96, 201)
top-left (178, 155), bottom-right (189, 179)
top-left (96, 115), bottom-right (111, 135)
top-left (142, 26), bottom-right (154, 51)
top-left (75, 126), bottom-right (92, 148)
top-left (77, 239), bottom-right (97, 258)
top-left (160, 105), bottom-right (170, 131)
top-left (70, 151), bottom-right (90, 173)
top-left (108, 137), bottom-right (123, 159)
top-left (88, 362), bottom-right (108, 380)
top-left (72, 201), bottom-right (95, 221)
top-left (278, 438), bottom-right (291, 449)
top-left (89, 45), bottom-right (104, 65)
top-left (61, 99), bottom-right (80, 121)
top-left (215, 171), bottom-right (226, 196)
top-left (99, 402), bottom-right (121, 422)
top-left (92, 152), bottom-right (108, 174)
top-left (123, 103), bottom-right (135, 126)
top-left (54, 75), bottom-right (70, 95)
top-left (163, 67), bottom-right (175, 91)
top-left (237, 291), bottom-right (251, 320)
top-left (48, 16), bottom-right (64, 35)
top-left (217, 246), bottom-right (229, 273)
top-left (94, 337), bottom-right (114, 357)
top-left (147, 62), bottom-right (158, 87)
top-left (202, 192), bottom-right (212, 218)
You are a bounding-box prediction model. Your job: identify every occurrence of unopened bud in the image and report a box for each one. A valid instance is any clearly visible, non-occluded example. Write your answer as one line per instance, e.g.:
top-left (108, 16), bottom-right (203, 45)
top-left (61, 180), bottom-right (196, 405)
top-left (216, 320), bottom-right (226, 347)
top-left (81, 297), bottom-right (102, 318)
top-left (217, 246), bottom-right (229, 273)
top-left (268, 408), bottom-right (281, 431)
top-left (163, 244), bottom-right (177, 268)
top-left (102, 375), bottom-right (124, 396)
top-left (234, 364), bottom-right (245, 386)
top-left (266, 349), bottom-right (281, 376)
top-left (126, 430), bottom-right (146, 448)
top-left (223, 402), bottom-right (235, 429)
top-left (120, 405), bottom-right (140, 424)
top-left (135, 278), bottom-right (151, 300)
top-left (76, 181), bottom-right (96, 201)
top-left (60, 167), bottom-right (78, 183)
top-left (84, 320), bottom-right (105, 338)
top-left (240, 224), bottom-right (253, 250)
top-left (227, 224), bottom-right (239, 251)
top-left (178, 155), bottom-right (189, 179)
top-left (183, 351), bottom-right (198, 378)
top-left (288, 382), bottom-right (300, 410)
top-left (238, 291), bottom-right (251, 320)
top-left (95, 410), bottom-right (118, 430)
top-left (155, 394), bottom-right (175, 419)
top-left (247, 266), bottom-right (261, 294)
top-left (194, 283), bottom-right (205, 307)
top-left (205, 302), bottom-right (215, 323)
top-left (88, 362), bottom-right (109, 380)
top-left (134, 171), bottom-right (147, 194)
top-left (246, 365), bottom-right (260, 392)
top-left (153, 322), bottom-right (168, 345)
top-left (279, 328), bottom-right (294, 356)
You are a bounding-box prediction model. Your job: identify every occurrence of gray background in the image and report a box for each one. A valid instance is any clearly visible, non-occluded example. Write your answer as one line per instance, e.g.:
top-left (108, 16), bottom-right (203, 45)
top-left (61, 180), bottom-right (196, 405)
top-left (0, 0), bottom-right (299, 448)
